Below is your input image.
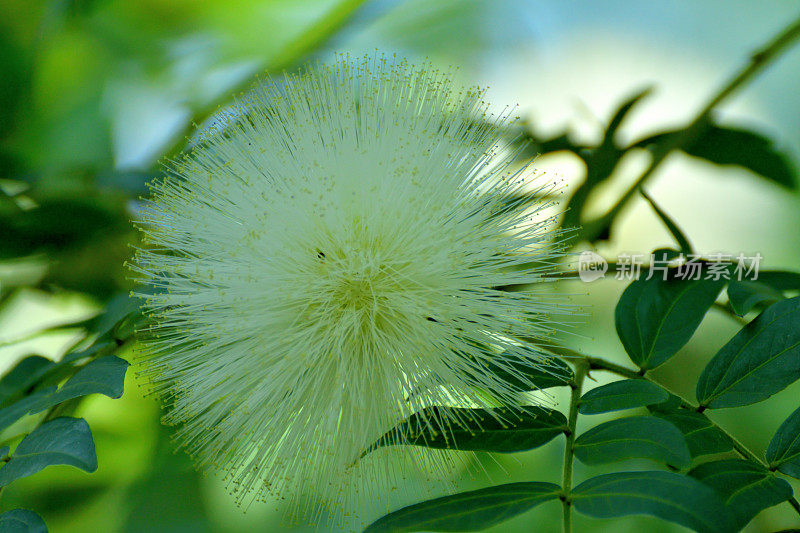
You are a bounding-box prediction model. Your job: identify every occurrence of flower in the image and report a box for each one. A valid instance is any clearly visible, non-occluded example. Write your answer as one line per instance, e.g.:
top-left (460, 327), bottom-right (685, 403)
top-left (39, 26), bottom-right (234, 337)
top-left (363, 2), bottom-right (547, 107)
top-left (132, 55), bottom-right (570, 521)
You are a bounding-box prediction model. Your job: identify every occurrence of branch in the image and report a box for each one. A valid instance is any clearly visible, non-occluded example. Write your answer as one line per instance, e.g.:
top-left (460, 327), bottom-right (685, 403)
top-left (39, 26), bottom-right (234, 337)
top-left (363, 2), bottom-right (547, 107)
top-left (578, 351), bottom-right (800, 520)
top-left (576, 13), bottom-right (800, 244)
top-left (561, 359), bottom-right (588, 533)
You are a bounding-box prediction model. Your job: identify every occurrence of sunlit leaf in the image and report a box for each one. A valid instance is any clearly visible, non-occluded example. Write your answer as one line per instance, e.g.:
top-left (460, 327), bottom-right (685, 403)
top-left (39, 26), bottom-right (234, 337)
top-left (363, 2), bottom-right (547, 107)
top-left (571, 471), bottom-right (731, 533)
top-left (363, 482), bottom-right (561, 533)
top-left (696, 296), bottom-right (800, 408)
top-left (573, 416), bottom-right (690, 467)
top-left (0, 417), bottom-right (97, 487)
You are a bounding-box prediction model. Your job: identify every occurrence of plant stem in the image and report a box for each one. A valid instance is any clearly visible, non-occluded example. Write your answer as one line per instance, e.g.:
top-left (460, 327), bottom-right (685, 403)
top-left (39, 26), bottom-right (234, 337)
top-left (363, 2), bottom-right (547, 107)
top-left (576, 13), bottom-right (800, 244)
top-left (561, 359), bottom-right (588, 533)
top-left (572, 350), bottom-right (800, 520)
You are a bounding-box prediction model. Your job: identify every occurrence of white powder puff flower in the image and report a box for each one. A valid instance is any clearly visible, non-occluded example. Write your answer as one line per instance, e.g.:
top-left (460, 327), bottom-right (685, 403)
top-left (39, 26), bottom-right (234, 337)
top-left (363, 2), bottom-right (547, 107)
top-left (132, 55), bottom-right (572, 522)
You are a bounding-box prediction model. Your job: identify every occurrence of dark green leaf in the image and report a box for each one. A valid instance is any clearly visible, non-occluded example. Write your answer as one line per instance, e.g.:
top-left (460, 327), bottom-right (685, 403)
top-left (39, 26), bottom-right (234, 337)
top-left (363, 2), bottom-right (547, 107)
top-left (0, 388), bottom-right (57, 433)
top-left (0, 417), bottom-right (97, 487)
top-left (579, 380), bottom-right (668, 414)
top-left (615, 272), bottom-right (726, 370)
top-left (571, 471), bottom-right (732, 533)
top-left (0, 356), bottom-right (128, 432)
top-left (363, 482), bottom-right (561, 533)
top-left (573, 416), bottom-right (690, 467)
top-left (634, 124), bottom-right (796, 189)
top-left (756, 270), bottom-right (800, 291)
top-left (365, 406), bottom-right (567, 455)
top-left (485, 351), bottom-right (573, 391)
top-left (650, 409), bottom-right (733, 458)
top-left (640, 190), bottom-right (693, 255)
top-left (52, 355), bottom-right (128, 402)
top-left (727, 279), bottom-right (784, 316)
top-left (766, 405), bottom-right (800, 478)
top-left (696, 296), bottom-right (800, 408)
top-left (0, 356), bottom-right (55, 407)
top-left (689, 459), bottom-right (792, 529)
top-left (0, 509), bottom-right (47, 533)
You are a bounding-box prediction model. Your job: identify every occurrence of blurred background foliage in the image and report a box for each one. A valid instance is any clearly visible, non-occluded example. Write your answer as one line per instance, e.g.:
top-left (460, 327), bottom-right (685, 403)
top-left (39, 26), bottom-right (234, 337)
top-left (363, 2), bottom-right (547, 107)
top-left (1, 0), bottom-right (799, 531)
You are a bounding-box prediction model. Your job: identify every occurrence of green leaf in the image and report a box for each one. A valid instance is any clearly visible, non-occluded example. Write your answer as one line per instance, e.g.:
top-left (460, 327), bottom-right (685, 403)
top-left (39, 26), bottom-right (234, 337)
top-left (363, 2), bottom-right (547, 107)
top-left (640, 190), bottom-right (693, 255)
top-left (0, 356), bottom-right (55, 407)
top-left (365, 406), bottom-right (567, 455)
top-left (756, 270), bottom-right (800, 291)
top-left (634, 123), bottom-right (797, 189)
top-left (696, 296), bottom-right (800, 408)
top-left (484, 351), bottom-right (573, 391)
top-left (0, 388), bottom-right (57, 433)
top-left (727, 279), bottom-right (784, 316)
top-left (571, 471), bottom-right (732, 533)
top-left (573, 416), bottom-right (691, 467)
top-left (0, 509), bottom-right (47, 533)
top-left (0, 356), bottom-right (128, 432)
top-left (51, 355), bottom-right (128, 402)
top-left (0, 417), bottom-right (97, 487)
top-left (579, 380), bottom-right (668, 414)
top-left (363, 482), bottom-right (561, 533)
top-left (766, 405), bottom-right (800, 478)
top-left (650, 409), bottom-right (733, 458)
top-left (689, 459), bottom-right (792, 529)
top-left (615, 272), bottom-right (726, 370)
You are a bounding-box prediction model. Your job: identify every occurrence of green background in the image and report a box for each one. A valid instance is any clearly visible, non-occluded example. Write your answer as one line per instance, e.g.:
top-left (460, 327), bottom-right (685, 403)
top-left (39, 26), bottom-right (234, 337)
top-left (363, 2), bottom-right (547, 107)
top-left (1, 1), bottom-right (799, 531)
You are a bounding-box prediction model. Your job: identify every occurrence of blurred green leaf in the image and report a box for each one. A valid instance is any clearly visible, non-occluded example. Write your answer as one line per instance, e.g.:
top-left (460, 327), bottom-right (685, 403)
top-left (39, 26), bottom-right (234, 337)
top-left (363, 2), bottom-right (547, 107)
top-left (0, 197), bottom-right (127, 258)
top-left (0, 509), bottom-right (47, 533)
top-left (363, 481), bottom-right (561, 533)
top-left (0, 356), bottom-right (127, 432)
top-left (571, 471), bottom-right (731, 533)
top-left (727, 279), bottom-right (784, 315)
top-left (573, 415), bottom-right (690, 467)
top-left (579, 380), bottom-right (668, 414)
top-left (365, 406), bottom-right (567, 455)
top-left (649, 408), bottom-right (733, 458)
top-left (634, 123), bottom-right (797, 188)
top-left (0, 357), bottom-right (56, 407)
top-left (689, 459), bottom-right (792, 529)
top-left (640, 190), bottom-right (693, 255)
top-left (615, 272), bottom-right (726, 370)
top-left (0, 417), bottom-right (97, 487)
top-left (756, 270), bottom-right (800, 291)
top-left (0, 389), bottom-right (58, 433)
top-left (766, 405), bottom-right (800, 478)
top-left (697, 296), bottom-right (800, 408)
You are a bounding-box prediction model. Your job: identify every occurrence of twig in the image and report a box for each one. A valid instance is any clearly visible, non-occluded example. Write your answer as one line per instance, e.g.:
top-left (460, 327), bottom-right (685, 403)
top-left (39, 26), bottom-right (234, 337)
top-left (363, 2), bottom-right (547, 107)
top-left (576, 14), bottom-right (800, 244)
top-left (560, 359), bottom-right (588, 533)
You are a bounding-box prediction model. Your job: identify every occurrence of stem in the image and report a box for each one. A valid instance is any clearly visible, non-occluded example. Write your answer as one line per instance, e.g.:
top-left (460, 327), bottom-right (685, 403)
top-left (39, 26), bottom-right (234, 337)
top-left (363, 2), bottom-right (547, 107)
top-left (561, 359), bottom-right (588, 533)
top-left (576, 13), bottom-right (800, 244)
top-left (576, 351), bottom-right (800, 520)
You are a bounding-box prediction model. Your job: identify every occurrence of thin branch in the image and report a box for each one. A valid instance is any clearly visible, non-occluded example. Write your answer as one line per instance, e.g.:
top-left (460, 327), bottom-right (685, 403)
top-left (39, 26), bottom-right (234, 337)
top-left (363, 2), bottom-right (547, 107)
top-left (576, 13), bottom-right (800, 244)
top-left (560, 359), bottom-right (588, 533)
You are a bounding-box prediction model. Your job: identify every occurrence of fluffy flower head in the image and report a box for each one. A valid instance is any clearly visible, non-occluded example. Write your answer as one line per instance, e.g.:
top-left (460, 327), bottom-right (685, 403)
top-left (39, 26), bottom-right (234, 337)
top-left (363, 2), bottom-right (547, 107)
top-left (133, 55), bottom-right (569, 519)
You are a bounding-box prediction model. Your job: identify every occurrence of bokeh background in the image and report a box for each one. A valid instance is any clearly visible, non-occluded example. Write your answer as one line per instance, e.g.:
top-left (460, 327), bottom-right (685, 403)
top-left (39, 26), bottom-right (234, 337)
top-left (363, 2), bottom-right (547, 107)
top-left (1, 1), bottom-right (799, 531)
